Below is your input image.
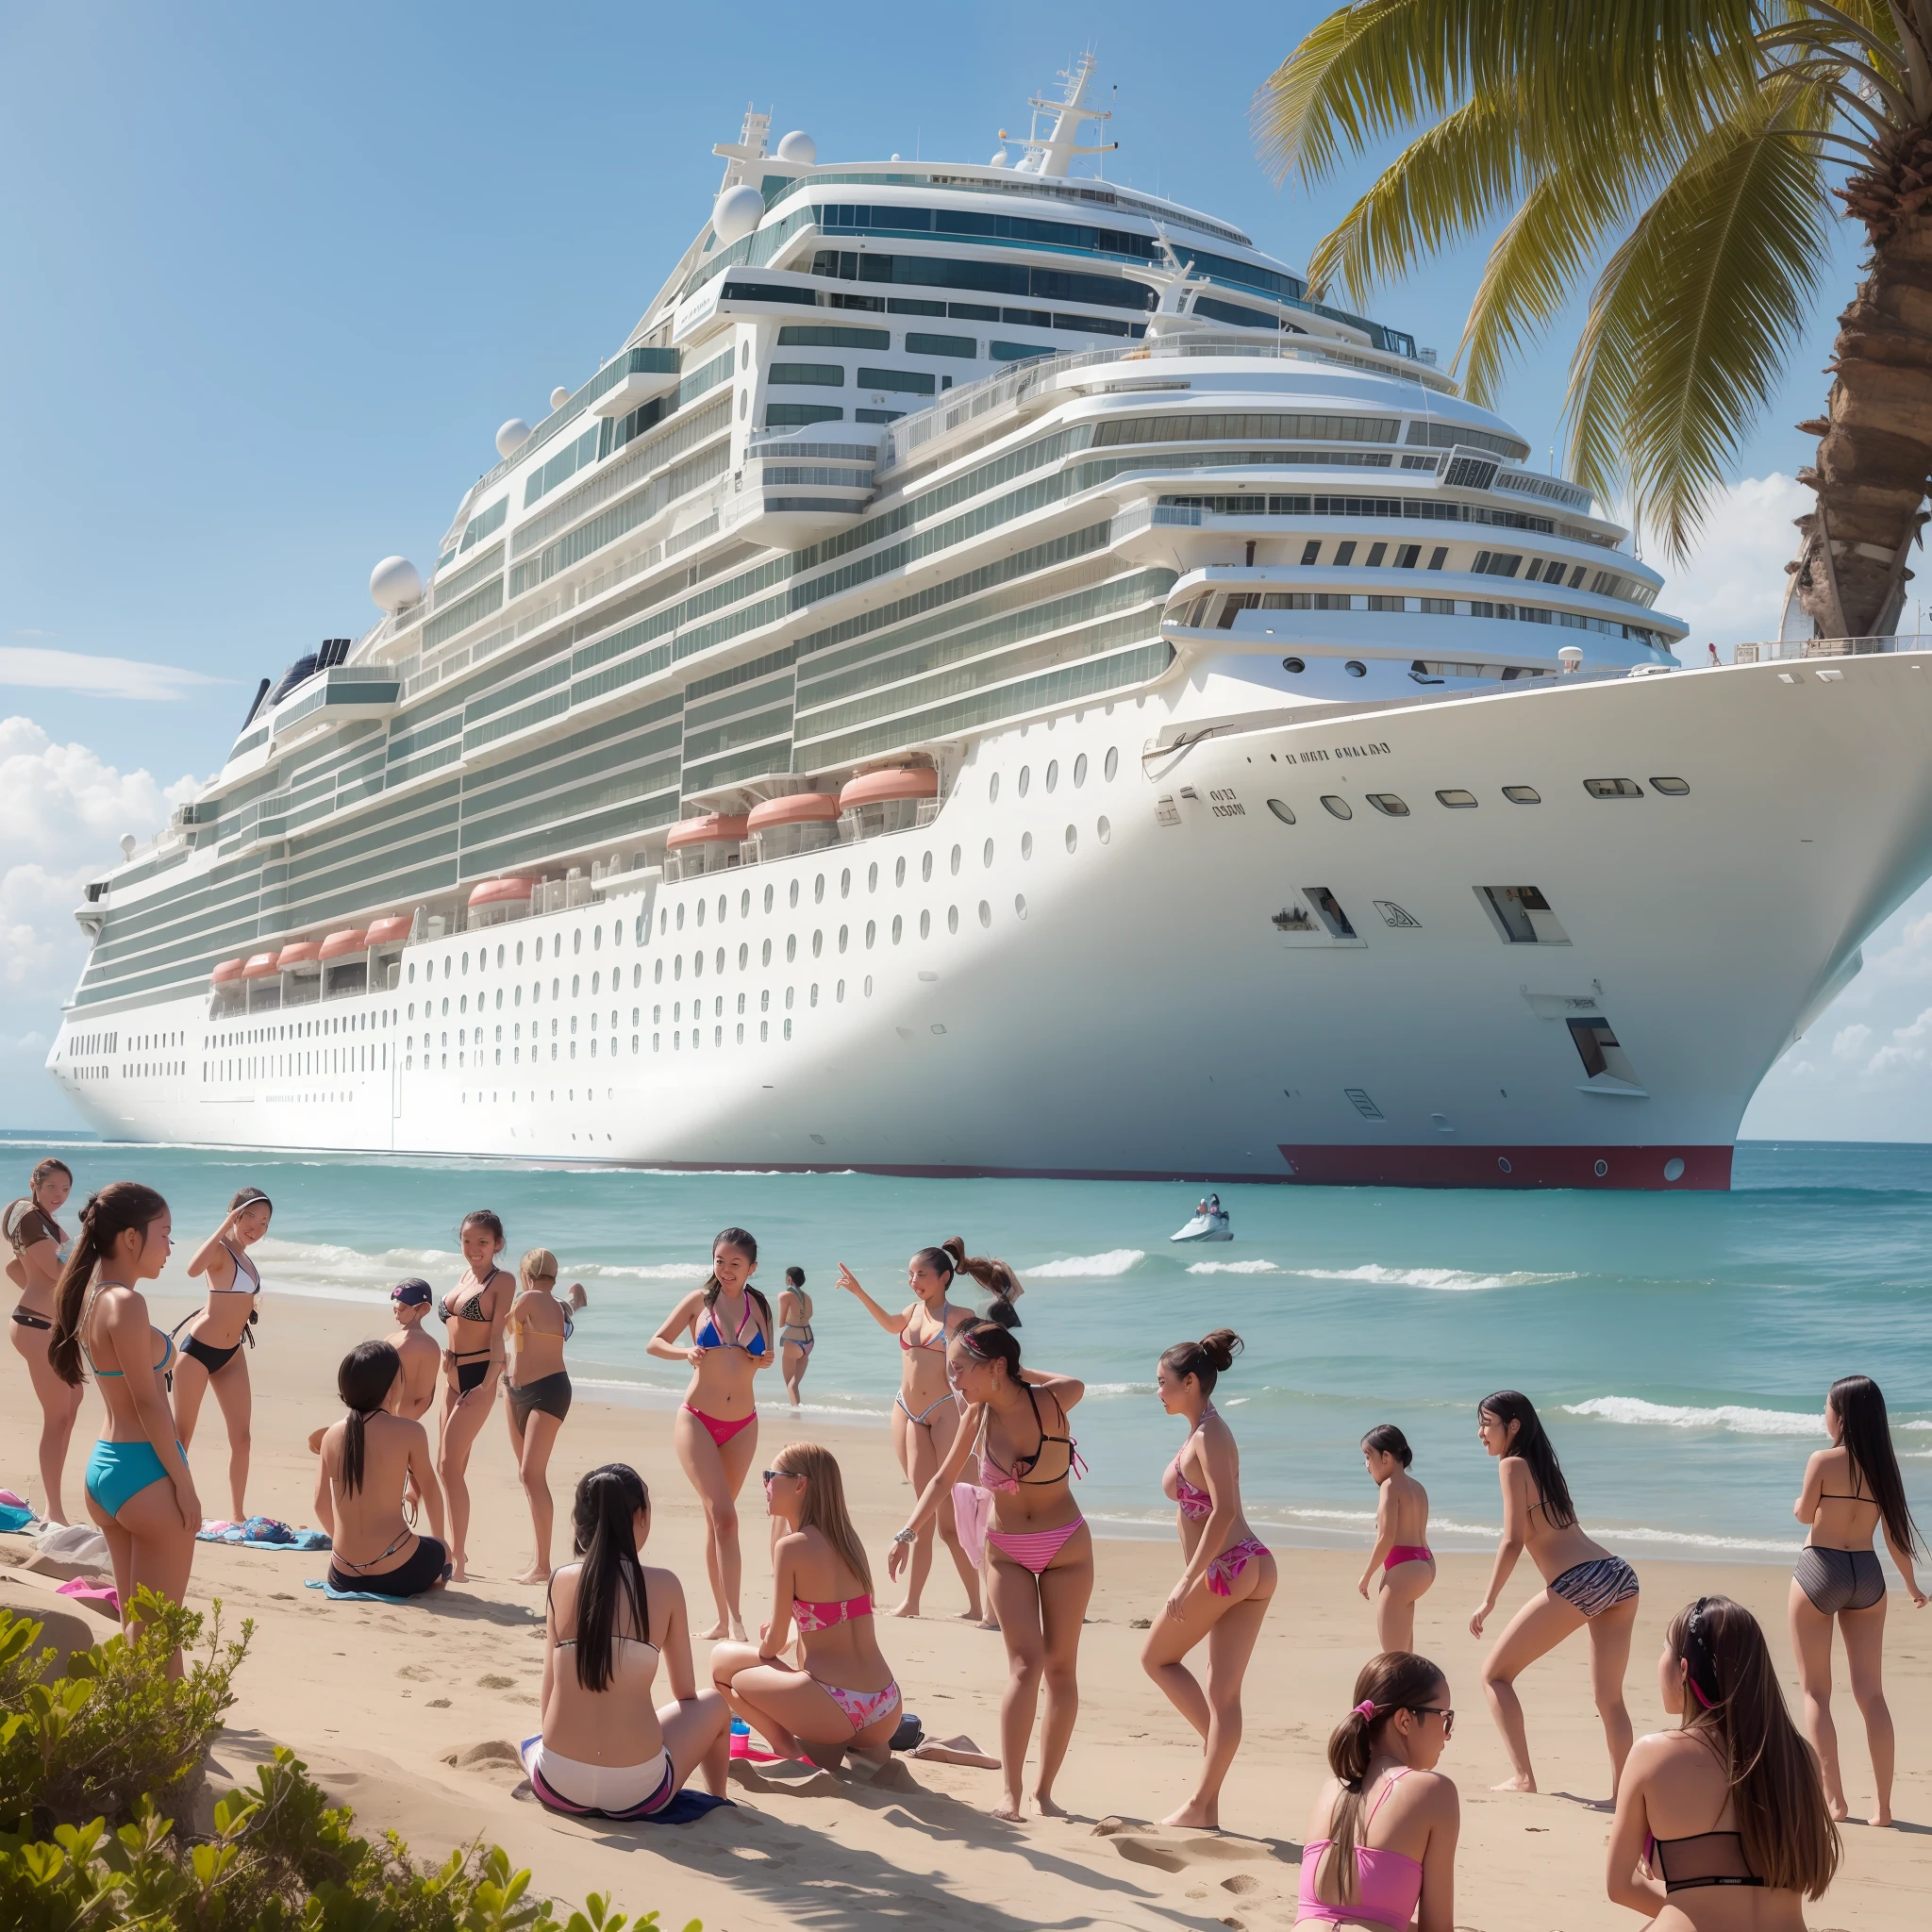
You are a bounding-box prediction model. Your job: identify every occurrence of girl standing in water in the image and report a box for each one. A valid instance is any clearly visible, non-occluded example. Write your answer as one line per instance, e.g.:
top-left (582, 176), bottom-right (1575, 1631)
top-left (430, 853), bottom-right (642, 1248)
top-left (1789, 1374), bottom-right (1924, 1825)
top-left (892, 1319), bottom-right (1088, 1820)
top-left (6, 1157), bottom-right (80, 1523)
top-left (437, 1209), bottom-right (513, 1581)
top-left (1142, 1329), bottom-right (1275, 1828)
top-left (505, 1247), bottom-right (587, 1584)
top-left (778, 1266), bottom-right (813, 1406)
top-left (648, 1226), bottom-right (772, 1641)
top-left (1359, 1424), bottom-right (1435, 1652)
top-left (1470, 1390), bottom-right (1640, 1798)
top-left (838, 1240), bottom-right (989, 1618)
top-left (173, 1187), bottom-right (273, 1523)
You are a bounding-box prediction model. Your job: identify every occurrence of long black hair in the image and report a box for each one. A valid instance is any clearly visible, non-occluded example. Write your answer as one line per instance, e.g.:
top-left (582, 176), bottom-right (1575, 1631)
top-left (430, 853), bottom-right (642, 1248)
top-left (48, 1182), bottom-right (169, 1389)
top-left (703, 1225), bottom-right (771, 1332)
top-left (336, 1341), bottom-right (400, 1495)
top-left (569, 1463), bottom-right (651, 1692)
top-left (1829, 1374), bottom-right (1921, 1557)
top-left (1478, 1390), bottom-right (1575, 1529)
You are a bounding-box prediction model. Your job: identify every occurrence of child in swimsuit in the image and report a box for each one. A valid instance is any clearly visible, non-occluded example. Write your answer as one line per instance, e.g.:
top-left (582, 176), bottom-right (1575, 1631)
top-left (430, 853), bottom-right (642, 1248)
top-left (778, 1266), bottom-right (813, 1406)
top-left (175, 1186), bottom-right (272, 1524)
top-left (711, 1442), bottom-right (904, 1766)
top-left (1359, 1423), bottom-right (1435, 1653)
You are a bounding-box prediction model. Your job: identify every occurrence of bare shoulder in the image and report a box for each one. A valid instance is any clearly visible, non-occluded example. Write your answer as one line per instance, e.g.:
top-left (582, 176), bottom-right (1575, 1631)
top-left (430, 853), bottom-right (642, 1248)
top-left (1398, 1767), bottom-right (1459, 1820)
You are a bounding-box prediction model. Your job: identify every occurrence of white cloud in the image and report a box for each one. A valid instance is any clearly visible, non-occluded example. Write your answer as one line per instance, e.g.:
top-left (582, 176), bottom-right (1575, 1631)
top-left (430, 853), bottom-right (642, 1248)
top-left (1830, 1022), bottom-right (1872, 1061)
top-left (1641, 474), bottom-right (1810, 654)
top-left (0, 645), bottom-right (225, 702)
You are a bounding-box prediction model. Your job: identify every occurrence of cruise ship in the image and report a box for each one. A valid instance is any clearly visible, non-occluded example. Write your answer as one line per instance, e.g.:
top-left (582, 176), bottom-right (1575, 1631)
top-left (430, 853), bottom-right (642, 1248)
top-left (49, 61), bottom-right (1932, 1189)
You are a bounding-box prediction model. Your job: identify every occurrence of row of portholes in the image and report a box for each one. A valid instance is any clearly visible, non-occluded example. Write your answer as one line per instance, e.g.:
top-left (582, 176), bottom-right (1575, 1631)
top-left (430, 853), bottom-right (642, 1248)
top-left (1265, 779), bottom-right (1690, 825)
top-left (408, 919), bottom-right (629, 983)
top-left (1495, 1154), bottom-right (1683, 1181)
top-left (405, 963), bottom-right (647, 1019)
top-left (989, 745), bottom-right (1121, 804)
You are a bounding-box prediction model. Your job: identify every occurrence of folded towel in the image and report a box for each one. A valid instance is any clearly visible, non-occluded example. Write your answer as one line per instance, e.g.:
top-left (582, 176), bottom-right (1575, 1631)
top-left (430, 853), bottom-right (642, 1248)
top-left (0, 1503), bottom-right (36, 1534)
top-left (56, 1578), bottom-right (120, 1617)
top-left (199, 1524), bottom-right (330, 1550)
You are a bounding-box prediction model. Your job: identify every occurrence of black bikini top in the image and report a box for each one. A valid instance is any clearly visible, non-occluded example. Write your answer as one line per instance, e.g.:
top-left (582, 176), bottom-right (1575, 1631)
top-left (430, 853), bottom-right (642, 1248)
top-left (1649, 1830), bottom-right (1763, 1892)
top-left (444, 1268), bottom-right (506, 1324)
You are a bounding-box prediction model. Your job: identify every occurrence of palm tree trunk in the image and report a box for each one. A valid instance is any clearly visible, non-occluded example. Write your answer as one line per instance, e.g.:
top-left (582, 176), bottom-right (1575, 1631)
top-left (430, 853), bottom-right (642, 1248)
top-left (1791, 134), bottom-right (1932, 638)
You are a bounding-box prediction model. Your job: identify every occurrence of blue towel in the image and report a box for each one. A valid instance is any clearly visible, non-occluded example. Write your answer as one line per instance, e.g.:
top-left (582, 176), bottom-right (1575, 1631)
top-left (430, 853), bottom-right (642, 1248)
top-left (303, 1576), bottom-right (432, 1604)
top-left (625, 1790), bottom-right (732, 1825)
top-left (0, 1505), bottom-right (36, 1534)
top-left (200, 1526), bottom-right (331, 1550)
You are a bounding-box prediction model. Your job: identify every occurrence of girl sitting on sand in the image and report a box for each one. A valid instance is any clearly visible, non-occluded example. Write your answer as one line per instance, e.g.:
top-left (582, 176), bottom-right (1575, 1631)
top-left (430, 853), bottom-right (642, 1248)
top-left (1295, 1650), bottom-right (1460, 1930)
top-left (522, 1463), bottom-right (730, 1820)
top-left (504, 1247), bottom-right (586, 1584)
top-left (711, 1441), bottom-right (903, 1766)
top-left (313, 1341), bottom-right (448, 1598)
top-left (1607, 1595), bottom-right (1839, 1926)
top-left (1359, 1424), bottom-right (1435, 1651)
top-left (891, 1318), bottom-right (1088, 1821)
top-left (1142, 1328), bottom-right (1275, 1828)
top-left (1470, 1390), bottom-right (1640, 1799)
top-left (1788, 1373), bottom-right (1925, 1826)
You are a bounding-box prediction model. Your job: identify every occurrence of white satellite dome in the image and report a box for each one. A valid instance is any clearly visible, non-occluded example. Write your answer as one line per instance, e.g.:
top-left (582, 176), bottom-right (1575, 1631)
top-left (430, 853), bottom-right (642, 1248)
top-left (550, 385), bottom-right (571, 409)
top-left (990, 149), bottom-right (1009, 168)
top-left (774, 129), bottom-right (816, 165)
top-left (369, 556), bottom-right (423, 613)
top-left (495, 418), bottom-right (531, 458)
top-left (712, 183), bottom-right (764, 245)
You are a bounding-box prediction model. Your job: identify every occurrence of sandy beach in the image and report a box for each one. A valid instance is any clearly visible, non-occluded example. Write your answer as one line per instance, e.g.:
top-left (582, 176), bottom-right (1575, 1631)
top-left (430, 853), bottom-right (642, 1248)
top-left (4, 1288), bottom-right (1926, 1931)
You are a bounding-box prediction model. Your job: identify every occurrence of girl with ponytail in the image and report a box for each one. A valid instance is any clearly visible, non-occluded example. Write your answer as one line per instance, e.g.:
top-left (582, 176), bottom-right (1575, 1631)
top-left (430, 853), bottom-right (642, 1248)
top-left (314, 1341), bottom-right (448, 1598)
top-left (837, 1239), bottom-right (996, 1619)
top-left (1296, 1651), bottom-right (1459, 1929)
top-left (1142, 1328), bottom-right (1274, 1828)
top-left (436, 1208), bottom-right (513, 1582)
top-left (6, 1155), bottom-right (81, 1524)
top-left (647, 1226), bottom-right (773, 1641)
top-left (174, 1186), bottom-right (273, 1524)
top-left (48, 1182), bottom-right (200, 1662)
top-left (522, 1463), bottom-right (730, 1820)
top-left (1607, 1595), bottom-right (1839, 1922)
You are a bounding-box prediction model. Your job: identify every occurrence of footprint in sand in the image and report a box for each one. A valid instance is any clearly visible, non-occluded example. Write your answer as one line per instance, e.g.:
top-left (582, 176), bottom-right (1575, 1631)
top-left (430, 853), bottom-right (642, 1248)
top-left (1221, 1874), bottom-right (1258, 1894)
top-left (476, 1674), bottom-right (517, 1690)
top-left (1113, 1839), bottom-right (1188, 1873)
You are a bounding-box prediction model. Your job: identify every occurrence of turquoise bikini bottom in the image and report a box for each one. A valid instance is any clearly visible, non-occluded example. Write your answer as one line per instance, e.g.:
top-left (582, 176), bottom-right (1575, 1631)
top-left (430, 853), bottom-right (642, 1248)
top-left (85, 1438), bottom-right (175, 1518)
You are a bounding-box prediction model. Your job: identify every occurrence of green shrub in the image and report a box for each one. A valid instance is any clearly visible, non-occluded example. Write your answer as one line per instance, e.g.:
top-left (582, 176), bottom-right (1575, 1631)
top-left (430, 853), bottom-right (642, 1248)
top-left (0, 1602), bottom-right (694, 1932)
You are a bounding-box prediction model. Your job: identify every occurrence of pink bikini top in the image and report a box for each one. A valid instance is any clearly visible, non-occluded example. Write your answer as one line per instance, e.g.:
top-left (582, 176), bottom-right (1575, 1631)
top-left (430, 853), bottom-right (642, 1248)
top-left (1297, 1769), bottom-right (1424, 1929)
top-left (1164, 1406), bottom-right (1216, 1519)
top-left (793, 1591), bottom-right (871, 1634)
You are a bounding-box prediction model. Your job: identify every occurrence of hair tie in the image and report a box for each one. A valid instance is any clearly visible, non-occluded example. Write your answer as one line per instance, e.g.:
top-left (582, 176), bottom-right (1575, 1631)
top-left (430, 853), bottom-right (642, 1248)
top-left (1353, 1700), bottom-right (1376, 1720)
top-left (1688, 1679), bottom-right (1717, 1710)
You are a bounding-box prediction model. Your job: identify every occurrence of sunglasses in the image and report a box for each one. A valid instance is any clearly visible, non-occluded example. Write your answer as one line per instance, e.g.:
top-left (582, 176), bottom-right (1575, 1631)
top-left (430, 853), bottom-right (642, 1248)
top-left (1407, 1705), bottom-right (1455, 1737)
top-left (761, 1469), bottom-right (798, 1487)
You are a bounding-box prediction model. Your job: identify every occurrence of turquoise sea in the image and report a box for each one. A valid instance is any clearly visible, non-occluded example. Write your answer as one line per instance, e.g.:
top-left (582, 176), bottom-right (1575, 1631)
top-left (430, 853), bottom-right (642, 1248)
top-left (5, 1133), bottom-right (1927, 1566)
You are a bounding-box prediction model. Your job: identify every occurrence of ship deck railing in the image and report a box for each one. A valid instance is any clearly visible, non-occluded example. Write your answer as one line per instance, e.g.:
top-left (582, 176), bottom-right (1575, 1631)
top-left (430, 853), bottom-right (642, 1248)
top-left (1733, 635), bottom-right (1928, 662)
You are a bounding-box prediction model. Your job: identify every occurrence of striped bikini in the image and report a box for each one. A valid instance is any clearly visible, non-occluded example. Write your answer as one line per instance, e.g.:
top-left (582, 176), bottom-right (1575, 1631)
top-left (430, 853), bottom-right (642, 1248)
top-left (980, 1386), bottom-right (1088, 1575)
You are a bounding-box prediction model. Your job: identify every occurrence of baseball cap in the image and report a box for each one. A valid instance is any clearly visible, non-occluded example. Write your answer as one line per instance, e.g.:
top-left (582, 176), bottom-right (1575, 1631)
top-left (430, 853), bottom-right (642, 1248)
top-left (391, 1278), bottom-right (433, 1306)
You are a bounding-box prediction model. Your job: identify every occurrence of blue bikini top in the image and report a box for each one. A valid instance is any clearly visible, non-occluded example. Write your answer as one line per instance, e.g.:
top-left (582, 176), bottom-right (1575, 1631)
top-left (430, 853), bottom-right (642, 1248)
top-left (80, 1280), bottom-right (175, 1379)
top-left (694, 1293), bottom-right (766, 1357)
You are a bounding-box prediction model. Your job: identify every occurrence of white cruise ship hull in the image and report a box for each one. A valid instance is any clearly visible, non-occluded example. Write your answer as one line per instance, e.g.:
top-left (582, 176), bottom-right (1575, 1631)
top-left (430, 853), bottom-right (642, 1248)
top-left (58, 649), bottom-right (1932, 1190)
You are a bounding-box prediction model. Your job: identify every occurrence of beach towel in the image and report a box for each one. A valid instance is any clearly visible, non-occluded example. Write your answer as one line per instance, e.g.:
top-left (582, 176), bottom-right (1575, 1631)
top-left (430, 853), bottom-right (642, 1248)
top-left (56, 1578), bottom-right (120, 1617)
top-left (199, 1519), bottom-right (330, 1551)
top-left (952, 1481), bottom-right (991, 1571)
top-left (303, 1576), bottom-right (437, 1605)
top-left (520, 1738), bottom-right (732, 1824)
top-left (0, 1503), bottom-right (35, 1534)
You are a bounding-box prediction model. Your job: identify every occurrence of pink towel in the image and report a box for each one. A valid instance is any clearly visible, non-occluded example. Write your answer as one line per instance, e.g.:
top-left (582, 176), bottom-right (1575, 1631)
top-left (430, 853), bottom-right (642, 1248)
top-left (0, 1489), bottom-right (28, 1509)
top-left (55, 1577), bottom-right (120, 1618)
top-left (952, 1482), bottom-right (992, 1571)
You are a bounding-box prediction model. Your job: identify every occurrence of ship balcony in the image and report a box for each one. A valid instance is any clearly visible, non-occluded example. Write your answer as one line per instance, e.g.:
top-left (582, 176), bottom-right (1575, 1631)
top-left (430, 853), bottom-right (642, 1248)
top-left (721, 434), bottom-right (878, 547)
top-left (590, 346), bottom-right (683, 417)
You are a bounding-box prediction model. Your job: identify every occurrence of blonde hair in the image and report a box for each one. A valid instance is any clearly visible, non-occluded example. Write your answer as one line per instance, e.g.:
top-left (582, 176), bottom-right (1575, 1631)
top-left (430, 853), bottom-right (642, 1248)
top-left (774, 1442), bottom-right (871, 1595)
top-left (519, 1247), bottom-right (558, 1289)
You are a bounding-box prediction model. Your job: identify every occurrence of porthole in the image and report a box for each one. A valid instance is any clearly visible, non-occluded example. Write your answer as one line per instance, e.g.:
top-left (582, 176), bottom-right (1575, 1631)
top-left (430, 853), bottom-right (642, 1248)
top-left (738, 943), bottom-right (748, 969)
top-left (811, 930), bottom-right (823, 958)
top-left (1436, 790), bottom-right (1478, 808)
top-left (1065, 824), bottom-right (1078, 853)
top-left (1267, 799), bottom-right (1295, 824)
top-left (1650, 776), bottom-right (1690, 795)
top-left (838, 924), bottom-right (848, 953)
top-left (919, 909), bottom-right (930, 939)
top-left (1664, 1157), bottom-right (1687, 1181)
top-left (1282, 656), bottom-right (1306, 674)
top-left (786, 935), bottom-right (797, 962)
top-left (1097, 815), bottom-right (1111, 843)
top-left (1344, 660), bottom-right (1367, 677)
top-left (864, 974), bottom-right (874, 995)
top-left (1367, 793), bottom-right (1409, 817)
top-left (1497, 1156), bottom-right (1513, 1174)
top-left (1584, 777), bottom-right (1643, 799)
top-left (990, 772), bottom-right (1001, 803)
top-left (868, 862), bottom-right (878, 891)
top-left (891, 914), bottom-right (904, 943)
top-left (814, 874), bottom-right (825, 903)
top-left (982, 838), bottom-right (994, 867)
top-left (1104, 746), bottom-right (1119, 781)
top-left (1014, 892), bottom-right (1028, 919)
top-left (1021, 831), bottom-right (1034, 859)
top-left (841, 868), bottom-right (851, 897)
top-left (696, 899), bottom-right (707, 927)
top-left (1321, 795), bottom-right (1354, 821)
top-left (894, 857), bottom-right (907, 887)
top-left (947, 905), bottom-right (959, 934)
top-left (1045, 759), bottom-right (1059, 793)
top-left (764, 884), bottom-right (774, 912)
top-left (949, 843), bottom-right (961, 875)
top-left (1074, 752), bottom-right (1088, 788)
top-left (761, 940), bottom-right (772, 966)
top-left (593, 924), bottom-right (604, 949)
top-left (921, 851), bottom-right (933, 883)
top-left (741, 890), bottom-right (751, 917)
top-left (789, 878), bottom-right (801, 908)
top-left (978, 900), bottom-right (991, 927)
top-left (1503, 785), bottom-right (1541, 804)
top-left (1018, 765), bottom-right (1031, 797)
top-left (1594, 1158), bottom-right (1609, 1177)
top-left (865, 920), bottom-right (876, 948)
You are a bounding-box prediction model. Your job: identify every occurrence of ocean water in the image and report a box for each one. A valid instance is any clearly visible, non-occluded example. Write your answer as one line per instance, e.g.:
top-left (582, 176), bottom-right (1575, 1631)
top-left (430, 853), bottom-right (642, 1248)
top-left (5, 1133), bottom-right (1927, 1565)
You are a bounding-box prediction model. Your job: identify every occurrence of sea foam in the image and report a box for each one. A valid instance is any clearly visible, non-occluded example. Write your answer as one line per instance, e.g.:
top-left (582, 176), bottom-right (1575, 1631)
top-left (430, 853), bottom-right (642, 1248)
top-left (1564, 1395), bottom-right (1822, 1437)
top-left (1187, 1258), bottom-right (1279, 1274)
top-left (1027, 1248), bottom-right (1145, 1278)
top-left (1292, 1263), bottom-right (1575, 1291)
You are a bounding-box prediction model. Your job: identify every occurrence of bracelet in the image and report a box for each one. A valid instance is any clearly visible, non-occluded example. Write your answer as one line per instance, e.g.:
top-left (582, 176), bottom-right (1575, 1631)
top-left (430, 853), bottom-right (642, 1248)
top-left (892, 1527), bottom-right (917, 1546)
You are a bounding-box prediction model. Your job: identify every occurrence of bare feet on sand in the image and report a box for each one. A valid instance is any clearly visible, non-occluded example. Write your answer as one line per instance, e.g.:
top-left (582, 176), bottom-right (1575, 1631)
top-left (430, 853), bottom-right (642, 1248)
top-left (1491, 1774), bottom-right (1536, 1792)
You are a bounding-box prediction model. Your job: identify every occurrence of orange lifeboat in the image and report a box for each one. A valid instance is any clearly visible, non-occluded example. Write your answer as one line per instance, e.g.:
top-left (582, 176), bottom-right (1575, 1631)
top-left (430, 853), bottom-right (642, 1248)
top-left (467, 877), bottom-right (535, 908)
top-left (838, 767), bottom-right (938, 809)
top-left (210, 958), bottom-right (244, 986)
top-left (364, 914), bottom-right (411, 946)
top-left (276, 941), bottom-right (323, 971)
top-left (746, 793), bottom-right (840, 832)
top-left (666, 813), bottom-right (750, 848)
top-left (242, 952), bottom-right (281, 979)
top-left (318, 928), bottom-right (367, 960)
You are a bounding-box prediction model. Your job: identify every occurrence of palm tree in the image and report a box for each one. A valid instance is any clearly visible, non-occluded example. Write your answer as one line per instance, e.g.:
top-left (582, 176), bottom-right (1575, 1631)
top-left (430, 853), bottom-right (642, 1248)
top-left (1254, 2), bottom-right (1932, 639)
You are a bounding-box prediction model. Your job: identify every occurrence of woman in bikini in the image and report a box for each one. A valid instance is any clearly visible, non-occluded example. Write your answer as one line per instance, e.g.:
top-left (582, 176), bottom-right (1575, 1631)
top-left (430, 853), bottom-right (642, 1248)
top-left (1294, 1650), bottom-right (1460, 1931)
top-left (838, 1239), bottom-right (990, 1619)
top-left (1141, 1328), bottom-right (1275, 1828)
top-left (1360, 1424), bottom-right (1435, 1652)
top-left (648, 1226), bottom-right (773, 1642)
top-left (313, 1341), bottom-right (449, 1598)
top-left (712, 1441), bottom-right (904, 1766)
top-left (437, 1208), bottom-right (513, 1582)
top-left (778, 1267), bottom-right (813, 1406)
top-left (6, 1156), bottom-right (81, 1524)
top-left (1470, 1390), bottom-right (1640, 1798)
top-left (505, 1247), bottom-right (587, 1585)
top-left (1607, 1595), bottom-right (1839, 1927)
top-left (523, 1462), bottom-right (730, 1820)
top-left (173, 1186), bottom-right (272, 1523)
top-left (891, 1319), bottom-right (1088, 1820)
top-left (1788, 1373), bottom-right (1925, 1825)
top-left (46, 1181), bottom-right (200, 1664)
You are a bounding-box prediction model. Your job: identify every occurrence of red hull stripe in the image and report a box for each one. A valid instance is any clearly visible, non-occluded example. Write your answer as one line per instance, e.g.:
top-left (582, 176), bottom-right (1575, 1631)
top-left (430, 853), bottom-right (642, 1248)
top-left (1274, 1143), bottom-right (1732, 1191)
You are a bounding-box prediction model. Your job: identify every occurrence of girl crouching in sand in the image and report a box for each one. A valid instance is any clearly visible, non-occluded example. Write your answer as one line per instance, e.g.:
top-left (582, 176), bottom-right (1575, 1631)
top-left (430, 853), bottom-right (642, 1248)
top-left (1607, 1595), bottom-right (1839, 1926)
top-left (1359, 1424), bottom-right (1434, 1652)
top-left (523, 1463), bottom-right (730, 1819)
top-left (1295, 1652), bottom-right (1460, 1930)
top-left (1142, 1328), bottom-right (1275, 1827)
top-left (712, 1442), bottom-right (903, 1766)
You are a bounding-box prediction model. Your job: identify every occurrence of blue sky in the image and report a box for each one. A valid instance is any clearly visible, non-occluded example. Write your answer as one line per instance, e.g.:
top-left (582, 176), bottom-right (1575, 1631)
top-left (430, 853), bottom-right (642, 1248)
top-left (4, 2), bottom-right (1922, 1137)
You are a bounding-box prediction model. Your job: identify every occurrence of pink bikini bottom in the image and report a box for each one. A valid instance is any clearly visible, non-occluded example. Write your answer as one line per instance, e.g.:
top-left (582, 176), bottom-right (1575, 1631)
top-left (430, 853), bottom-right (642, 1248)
top-left (1208, 1536), bottom-right (1271, 1596)
top-left (814, 1674), bottom-right (902, 1733)
top-left (683, 1404), bottom-right (755, 1448)
top-left (1385, 1544), bottom-right (1434, 1572)
top-left (987, 1516), bottom-right (1086, 1575)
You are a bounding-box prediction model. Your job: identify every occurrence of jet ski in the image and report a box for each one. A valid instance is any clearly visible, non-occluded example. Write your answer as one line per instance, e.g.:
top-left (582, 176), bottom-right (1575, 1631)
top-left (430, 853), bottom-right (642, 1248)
top-left (1170, 1193), bottom-right (1232, 1243)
